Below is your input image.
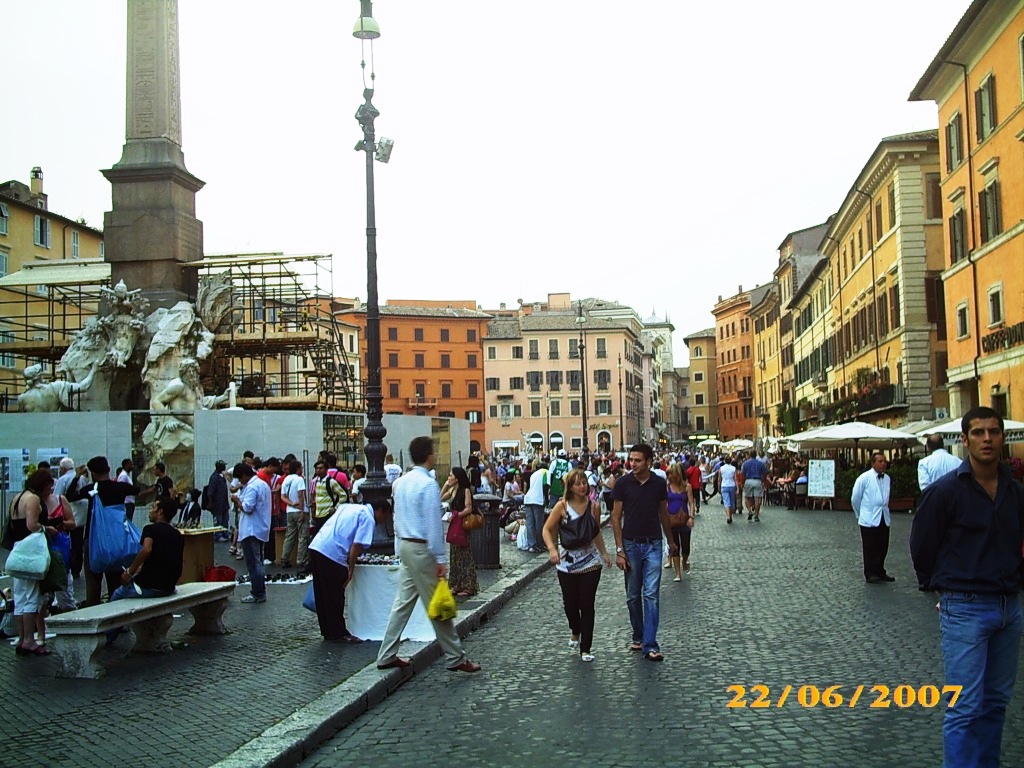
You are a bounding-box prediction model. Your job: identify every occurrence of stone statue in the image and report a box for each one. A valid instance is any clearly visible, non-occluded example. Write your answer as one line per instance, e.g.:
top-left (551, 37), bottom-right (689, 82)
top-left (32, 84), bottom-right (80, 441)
top-left (18, 363), bottom-right (98, 412)
top-left (195, 272), bottom-right (234, 333)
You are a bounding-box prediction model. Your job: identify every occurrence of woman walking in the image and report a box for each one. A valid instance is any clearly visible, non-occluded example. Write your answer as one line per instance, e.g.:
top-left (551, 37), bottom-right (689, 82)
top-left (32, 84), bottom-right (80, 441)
top-left (442, 467), bottom-right (479, 597)
top-left (666, 463), bottom-right (695, 581)
top-left (542, 469), bottom-right (611, 662)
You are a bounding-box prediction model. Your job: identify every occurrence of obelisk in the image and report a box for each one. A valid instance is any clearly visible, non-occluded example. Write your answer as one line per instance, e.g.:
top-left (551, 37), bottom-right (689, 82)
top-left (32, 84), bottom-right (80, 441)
top-left (102, 0), bottom-right (204, 308)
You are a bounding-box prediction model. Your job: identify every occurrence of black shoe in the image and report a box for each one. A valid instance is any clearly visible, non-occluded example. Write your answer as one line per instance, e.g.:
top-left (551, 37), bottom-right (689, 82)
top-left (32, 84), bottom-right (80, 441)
top-left (866, 576), bottom-right (884, 584)
top-left (880, 575), bottom-right (895, 582)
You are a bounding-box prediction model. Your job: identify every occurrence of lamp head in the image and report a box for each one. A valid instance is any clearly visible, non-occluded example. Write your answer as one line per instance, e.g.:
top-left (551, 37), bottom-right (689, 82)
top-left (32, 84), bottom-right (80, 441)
top-left (353, 1), bottom-right (380, 39)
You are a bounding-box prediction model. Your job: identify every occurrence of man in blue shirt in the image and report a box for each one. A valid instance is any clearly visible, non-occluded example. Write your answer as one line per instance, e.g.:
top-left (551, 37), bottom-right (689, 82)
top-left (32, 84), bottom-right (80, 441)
top-left (738, 450), bottom-right (767, 522)
top-left (232, 462), bottom-right (271, 604)
top-left (911, 407), bottom-right (1024, 768)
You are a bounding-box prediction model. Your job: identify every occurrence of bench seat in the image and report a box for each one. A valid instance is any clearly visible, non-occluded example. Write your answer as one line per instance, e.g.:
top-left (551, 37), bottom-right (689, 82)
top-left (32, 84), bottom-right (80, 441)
top-left (48, 581), bottom-right (235, 679)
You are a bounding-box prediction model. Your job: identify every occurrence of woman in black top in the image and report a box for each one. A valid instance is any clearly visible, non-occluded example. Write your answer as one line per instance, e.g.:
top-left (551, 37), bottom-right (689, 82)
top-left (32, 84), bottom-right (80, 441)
top-left (442, 467), bottom-right (479, 597)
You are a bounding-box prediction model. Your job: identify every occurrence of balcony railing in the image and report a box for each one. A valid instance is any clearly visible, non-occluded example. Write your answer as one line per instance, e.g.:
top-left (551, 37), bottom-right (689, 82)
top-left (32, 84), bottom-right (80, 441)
top-left (406, 398), bottom-right (437, 408)
top-left (738, 389), bottom-right (753, 400)
top-left (857, 384), bottom-right (907, 414)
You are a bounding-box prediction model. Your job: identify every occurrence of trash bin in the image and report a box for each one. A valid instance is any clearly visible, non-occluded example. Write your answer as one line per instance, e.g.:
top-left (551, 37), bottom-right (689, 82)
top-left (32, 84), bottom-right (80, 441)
top-left (469, 493), bottom-right (502, 569)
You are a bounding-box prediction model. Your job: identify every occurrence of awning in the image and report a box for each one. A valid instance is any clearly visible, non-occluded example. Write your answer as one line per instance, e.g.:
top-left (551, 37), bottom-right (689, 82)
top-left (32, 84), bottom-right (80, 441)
top-left (0, 260), bottom-right (110, 287)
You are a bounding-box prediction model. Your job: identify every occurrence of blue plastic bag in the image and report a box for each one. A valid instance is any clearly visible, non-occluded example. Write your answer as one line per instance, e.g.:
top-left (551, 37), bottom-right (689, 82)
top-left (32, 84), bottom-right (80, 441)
top-left (52, 532), bottom-right (72, 573)
top-left (88, 494), bottom-right (142, 573)
top-left (302, 583), bottom-right (317, 613)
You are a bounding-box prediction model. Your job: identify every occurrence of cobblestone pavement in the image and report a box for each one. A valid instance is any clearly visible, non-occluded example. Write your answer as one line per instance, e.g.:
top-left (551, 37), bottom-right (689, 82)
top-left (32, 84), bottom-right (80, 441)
top-left (1, 530), bottom-right (543, 768)
top-left (300, 500), bottom-right (1024, 768)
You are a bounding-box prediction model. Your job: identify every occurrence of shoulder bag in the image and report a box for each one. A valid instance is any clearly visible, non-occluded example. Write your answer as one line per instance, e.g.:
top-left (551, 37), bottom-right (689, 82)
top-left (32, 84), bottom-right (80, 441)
top-left (461, 493), bottom-right (484, 531)
top-left (559, 502), bottom-right (598, 549)
top-left (5, 530), bottom-right (51, 580)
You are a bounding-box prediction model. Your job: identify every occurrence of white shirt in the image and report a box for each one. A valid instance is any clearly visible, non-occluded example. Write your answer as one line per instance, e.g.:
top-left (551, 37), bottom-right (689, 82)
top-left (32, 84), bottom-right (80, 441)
top-left (917, 449), bottom-right (962, 491)
top-left (351, 477), bottom-right (366, 501)
top-left (281, 473), bottom-right (308, 513)
top-left (309, 503), bottom-right (376, 565)
top-left (718, 464), bottom-right (737, 489)
top-left (392, 465), bottom-right (446, 564)
top-left (850, 469), bottom-right (891, 528)
top-left (117, 468), bottom-right (135, 504)
top-left (524, 468), bottom-right (548, 505)
top-left (384, 463), bottom-right (403, 485)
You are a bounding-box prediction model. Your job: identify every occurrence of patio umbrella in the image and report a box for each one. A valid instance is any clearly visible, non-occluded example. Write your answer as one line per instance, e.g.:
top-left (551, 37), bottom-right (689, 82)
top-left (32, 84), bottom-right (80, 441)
top-left (722, 439), bottom-right (754, 452)
top-left (697, 439), bottom-right (722, 447)
top-left (914, 417), bottom-right (1024, 444)
top-left (790, 421), bottom-right (919, 450)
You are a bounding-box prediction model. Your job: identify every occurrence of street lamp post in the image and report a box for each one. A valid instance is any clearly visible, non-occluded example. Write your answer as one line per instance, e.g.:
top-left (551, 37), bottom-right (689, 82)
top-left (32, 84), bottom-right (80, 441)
top-left (545, 389), bottom-right (551, 456)
top-left (353, 2), bottom-right (388, 508)
top-left (576, 301), bottom-right (589, 462)
top-left (634, 383), bottom-right (643, 445)
top-left (617, 354), bottom-right (624, 452)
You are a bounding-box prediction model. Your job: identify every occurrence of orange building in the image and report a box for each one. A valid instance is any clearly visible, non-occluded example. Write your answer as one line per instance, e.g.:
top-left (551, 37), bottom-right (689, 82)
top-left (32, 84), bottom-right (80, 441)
top-left (712, 285), bottom-right (769, 441)
top-left (339, 300), bottom-right (491, 451)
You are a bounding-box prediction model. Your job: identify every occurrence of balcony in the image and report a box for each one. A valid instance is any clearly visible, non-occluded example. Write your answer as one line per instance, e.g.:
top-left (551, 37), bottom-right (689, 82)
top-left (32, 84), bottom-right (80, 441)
top-left (755, 405), bottom-right (768, 418)
top-left (406, 398), bottom-right (437, 408)
top-left (812, 371), bottom-right (828, 390)
top-left (738, 389), bottom-right (753, 400)
top-left (857, 384), bottom-right (907, 415)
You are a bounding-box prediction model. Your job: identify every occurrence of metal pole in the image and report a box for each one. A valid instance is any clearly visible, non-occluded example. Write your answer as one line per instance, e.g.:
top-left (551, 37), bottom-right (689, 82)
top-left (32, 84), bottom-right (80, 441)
top-left (355, 87), bottom-right (389, 508)
top-left (578, 301), bottom-right (589, 462)
top-left (546, 390), bottom-right (551, 455)
top-left (617, 354), bottom-right (624, 452)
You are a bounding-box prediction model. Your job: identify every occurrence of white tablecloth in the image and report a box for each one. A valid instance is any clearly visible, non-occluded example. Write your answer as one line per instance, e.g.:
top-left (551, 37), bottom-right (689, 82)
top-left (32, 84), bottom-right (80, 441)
top-left (345, 563), bottom-right (434, 641)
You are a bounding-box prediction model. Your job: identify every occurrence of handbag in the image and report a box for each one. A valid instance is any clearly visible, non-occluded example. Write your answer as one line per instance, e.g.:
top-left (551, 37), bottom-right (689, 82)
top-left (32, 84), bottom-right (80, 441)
top-left (461, 505), bottom-right (484, 531)
top-left (445, 513), bottom-right (469, 547)
top-left (5, 530), bottom-right (50, 580)
top-left (559, 502), bottom-right (598, 549)
top-left (302, 583), bottom-right (317, 613)
top-left (40, 549), bottom-right (67, 593)
top-left (427, 578), bottom-right (457, 621)
top-left (669, 510), bottom-right (690, 529)
top-left (88, 494), bottom-right (142, 573)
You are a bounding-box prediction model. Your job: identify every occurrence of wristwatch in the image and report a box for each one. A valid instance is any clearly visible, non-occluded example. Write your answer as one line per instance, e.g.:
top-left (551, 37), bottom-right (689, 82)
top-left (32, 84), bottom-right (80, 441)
top-left (615, 547), bottom-right (624, 554)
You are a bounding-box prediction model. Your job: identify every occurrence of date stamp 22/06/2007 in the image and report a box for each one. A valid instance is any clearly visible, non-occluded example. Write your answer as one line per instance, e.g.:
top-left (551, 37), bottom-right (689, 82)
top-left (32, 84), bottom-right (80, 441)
top-left (726, 684), bottom-right (963, 710)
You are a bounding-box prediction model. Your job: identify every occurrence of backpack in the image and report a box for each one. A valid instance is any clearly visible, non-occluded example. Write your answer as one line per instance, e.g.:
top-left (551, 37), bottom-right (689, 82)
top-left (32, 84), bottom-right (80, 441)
top-left (200, 484), bottom-right (210, 510)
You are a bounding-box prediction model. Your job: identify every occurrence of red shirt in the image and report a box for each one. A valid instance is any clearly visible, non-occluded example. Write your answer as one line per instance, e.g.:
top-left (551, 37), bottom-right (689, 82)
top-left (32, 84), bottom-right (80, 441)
top-left (685, 465), bottom-right (702, 490)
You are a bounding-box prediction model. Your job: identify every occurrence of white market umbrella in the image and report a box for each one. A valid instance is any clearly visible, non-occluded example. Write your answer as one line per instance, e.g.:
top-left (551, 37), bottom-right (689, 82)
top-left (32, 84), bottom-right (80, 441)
top-left (793, 421), bottom-right (919, 450)
top-left (915, 417), bottom-right (1024, 444)
top-left (723, 439), bottom-right (754, 451)
top-left (697, 439), bottom-right (722, 447)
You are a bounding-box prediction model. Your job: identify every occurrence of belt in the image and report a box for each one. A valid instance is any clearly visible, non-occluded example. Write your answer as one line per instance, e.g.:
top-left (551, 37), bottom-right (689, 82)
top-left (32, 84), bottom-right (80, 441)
top-left (400, 537), bottom-right (427, 544)
top-left (624, 537), bottom-right (660, 544)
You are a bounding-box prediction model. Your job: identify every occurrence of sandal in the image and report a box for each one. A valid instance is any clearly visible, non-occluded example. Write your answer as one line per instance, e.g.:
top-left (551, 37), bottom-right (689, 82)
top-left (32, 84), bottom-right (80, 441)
top-left (628, 642), bottom-right (643, 652)
top-left (644, 651), bottom-right (664, 662)
top-left (17, 645), bottom-right (52, 656)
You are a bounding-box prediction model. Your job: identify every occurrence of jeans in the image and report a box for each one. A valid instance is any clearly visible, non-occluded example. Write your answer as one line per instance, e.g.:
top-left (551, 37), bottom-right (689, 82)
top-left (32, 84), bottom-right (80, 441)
top-left (523, 504), bottom-right (546, 550)
top-left (623, 539), bottom-right (663, 654)
top-left (240, 536), bottom-right (267, 599)
top-left (939, 592), bottom-right (1022, 768)
top-left (213, 506), bottom-right (230, 535)
top-left (106, 582), bottom-right (174, 643)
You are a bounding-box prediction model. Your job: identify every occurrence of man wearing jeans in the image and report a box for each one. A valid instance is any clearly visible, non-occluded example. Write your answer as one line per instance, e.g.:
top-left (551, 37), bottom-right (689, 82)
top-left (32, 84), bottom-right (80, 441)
top-left (522, 459), bottom-right (549, 554)
top-left (232, 462), bottom-right (271, 604)
top-left (911, 407), bottom-right (1024, 768)
top-left (611, 443), bottom-right (674, 662)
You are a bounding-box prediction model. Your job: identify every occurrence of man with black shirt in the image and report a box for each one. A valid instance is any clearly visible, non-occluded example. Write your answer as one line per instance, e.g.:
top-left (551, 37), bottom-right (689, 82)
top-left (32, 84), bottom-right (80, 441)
top-left (112, 497), bottom-right (183, 599)
top-left (152, 462), bottom-right (174, 501)
top-left (611, 443), bottom-right (674, 662)
top-left (911, 407), bottom-right (1024, 768)
top-left (65, 456), bottom-right (143, 606)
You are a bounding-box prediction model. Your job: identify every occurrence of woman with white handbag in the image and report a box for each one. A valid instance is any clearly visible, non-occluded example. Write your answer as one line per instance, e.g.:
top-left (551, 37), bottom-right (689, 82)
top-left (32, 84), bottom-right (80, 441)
top-left (5, 468), bottom-right (62, 656)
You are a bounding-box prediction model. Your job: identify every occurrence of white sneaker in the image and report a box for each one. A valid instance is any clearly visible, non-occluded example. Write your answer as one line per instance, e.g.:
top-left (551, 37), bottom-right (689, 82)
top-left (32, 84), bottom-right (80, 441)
top-left (673, 576), bottom-right (681, 582)
top-left (664, 561), bottom-right (673, 568)
top-left (262, 559), bottom-right (273, 566)
top-left (568, 639), bottom-right (580, 652)
top-left (580, 652), bottom-right (595, 662)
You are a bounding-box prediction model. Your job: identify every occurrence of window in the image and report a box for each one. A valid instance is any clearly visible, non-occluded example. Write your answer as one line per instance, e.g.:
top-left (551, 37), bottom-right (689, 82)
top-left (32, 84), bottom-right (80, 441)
top-left (467, 329), bottom-right (476, 342)
top-left (549, 400), bottom-right (561, 416)
top-left (946, 113), bottom-right (964, 170)
top-left (439, 410), bottom-right (456, 418)
top-left (411, 353), bottom-right (423, 368)
top-left (975, 75), bottom-right (997, 142)
top-left (388, 352), bottom-right (399, 367)
top-left (414, 383), bottom-right (426, 400)
top-left (887, 183), bottom-right (896, 229)
top-left (530, 401), bottom-right (541, 417)
top-left (485, 377), bottom-right (500, 391)
top-left (546, 370), bottom-right (562, 391)
top-left (978, 181), bottom-right (1003, 244)
top-left (388, 382), bottom-right (399, 398)
top-left (875, 199), bottom-right (883, 240)
top-left (570, 400), bottom-right (581, 416)
top-left (33, 215), bottom-right (51, 247)
top-left (567, 370), bottom-right (581, 391)
top-left (466, 410), bottom-right (481, 423)
top-left (925, 173), bottom-right (942, 220)
top-left (693, 371), bottom-right (703, 382)
top-left (0, 202), bottom-right (8, 236)
top-left (467, 382), bottom-right (478, 398)
top-left (696, 415), bottom-right (705, 431)
top-left (569, 339), bottom-right (580, 359)
top-left (489, 405), bottom-right (498, 418)
top-left (593, 369), bottom-right (610, 391)
top-left (440, 328), bottom-right (449, 342)
top-left (0, 330), bottom-right (13, 368)
top-left (0, 251), bottom-right (7, 279)
top-left (596, 338), bottom-right (607, 358)
top-left (441, 382), bottom-right (452, 398)
top-left (692, 345), bottom-right (702, 358)
top-left (527, 371), bottom-right (543, 391)
top-left (988, 284), bottom-right (1004, 327)
top-left (594, 399), bottom-right (613, 416)
top-left (949, 208), bottom-right (967, 263)
top-left (512, 345), bottom-right (523, 359)
top-left (889, 285), bottom-right (902, 330)
top-left (925, 276), bottom-right (947, 340)
top-left (956, 302), bottom-right (970, 339)
top-left (513, 404), bottom-right (522, 417)
top-left (510, 377), bottom-right (524, 390)
top-left (695, 393), bottom-right (705, 405)
top-left (529, 339), bottom-right (539, 360)
top-left (548, 339), bottom-right (559, 359)
top-left (71, 230), bottom-right (80, 258)
top-left (487, 346), bottom-right (496, 360)
top-left (387, 327), bottom-right (397, 341)
top-left (440, 353), bottom-right (450, 368)
top-left (467, 354), bottom-right (477, 369)
top-left (414, 328), bottom-right (423, 342)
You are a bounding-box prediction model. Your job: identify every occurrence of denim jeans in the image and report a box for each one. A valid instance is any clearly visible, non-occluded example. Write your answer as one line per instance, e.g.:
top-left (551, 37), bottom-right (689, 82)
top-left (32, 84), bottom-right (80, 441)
top-left (623, 539), bottom-right (663, 653)
top-left (939, 592), bottom-right (1023, 768)
top-left (240, 536), bottom-right (267, 599)
top-left (523, 504), bottom-right (546, 550)
top-left (110, 583), bottom-right (173, 601)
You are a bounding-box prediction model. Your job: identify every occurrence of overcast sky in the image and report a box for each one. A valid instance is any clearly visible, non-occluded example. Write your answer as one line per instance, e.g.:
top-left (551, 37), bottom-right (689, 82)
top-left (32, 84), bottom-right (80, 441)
top-left (5, 1), bottom-right (969, 363)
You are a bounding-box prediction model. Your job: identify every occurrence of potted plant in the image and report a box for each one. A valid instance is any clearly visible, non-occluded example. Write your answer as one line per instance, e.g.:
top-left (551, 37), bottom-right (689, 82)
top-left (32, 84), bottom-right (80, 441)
top-left (832, 467), bottom-right (859, 511)
top-left (888, 464), bottom-right (920, 512)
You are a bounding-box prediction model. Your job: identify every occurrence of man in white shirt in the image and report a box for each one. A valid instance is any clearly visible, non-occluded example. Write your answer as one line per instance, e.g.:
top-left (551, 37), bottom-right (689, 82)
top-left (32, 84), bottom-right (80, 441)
top-left (522, 460), bottom-right (549, 553)
top-left (376, 436), bottom-right (480, 674)
top-left (116, 458), bottom-right (137, 522)
top-left (383, 454), bottom-right (403, 485)
top-left (279, 459), bottom-right (310, 569)
top-left (917, 434), bottom-right (962, 492)
top-left (232, 462), bottom-right (272, 603)
top-left (851, 452), bottom-right (894, 584)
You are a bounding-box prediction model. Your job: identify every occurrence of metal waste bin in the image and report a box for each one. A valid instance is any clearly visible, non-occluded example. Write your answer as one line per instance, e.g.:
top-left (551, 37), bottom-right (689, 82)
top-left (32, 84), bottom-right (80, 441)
top-left (469, 493), bottom-right (502, 569)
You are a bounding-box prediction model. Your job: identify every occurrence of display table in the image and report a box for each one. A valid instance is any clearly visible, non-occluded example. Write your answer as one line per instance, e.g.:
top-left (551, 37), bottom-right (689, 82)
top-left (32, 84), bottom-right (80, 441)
top-left (178, 528), bottom-right (222, 584)
top-left (345, 563), bottom-right (434, 642)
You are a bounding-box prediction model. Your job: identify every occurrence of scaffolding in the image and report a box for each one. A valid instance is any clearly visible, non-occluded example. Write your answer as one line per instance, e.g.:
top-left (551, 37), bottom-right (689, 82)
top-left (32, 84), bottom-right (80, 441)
top-left (185, 252), bottom-right (361, 412)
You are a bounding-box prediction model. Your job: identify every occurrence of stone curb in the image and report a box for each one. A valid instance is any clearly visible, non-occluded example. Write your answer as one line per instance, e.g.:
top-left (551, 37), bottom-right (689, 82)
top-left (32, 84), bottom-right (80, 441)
top-left (209, 553), bottom-right (554, 768)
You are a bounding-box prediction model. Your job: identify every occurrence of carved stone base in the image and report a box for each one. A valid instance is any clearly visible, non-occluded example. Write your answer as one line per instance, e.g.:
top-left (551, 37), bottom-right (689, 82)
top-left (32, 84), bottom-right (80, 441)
top-left (51, 633), bottom-right (107, 679)
top-left (187, 597), bottom-right (229, 635)
top-left (132, 613), bottom-right (174, 653)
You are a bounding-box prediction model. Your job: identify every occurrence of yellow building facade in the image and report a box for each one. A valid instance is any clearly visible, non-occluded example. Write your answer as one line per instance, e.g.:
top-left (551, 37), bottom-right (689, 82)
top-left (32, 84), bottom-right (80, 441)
top-left (684, 328), bottom-right (718, 439)
top-left (910, 0), bottom-right (1024, 425)
top-left (751, 281), bottom-right (782, 439)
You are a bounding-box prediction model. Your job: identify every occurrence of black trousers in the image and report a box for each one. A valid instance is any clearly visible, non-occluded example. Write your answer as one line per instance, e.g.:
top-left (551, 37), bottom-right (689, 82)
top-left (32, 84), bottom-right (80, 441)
top-left (859, 523), bottom-right (890, 579)
top-left (671, 525), bottom-right (692, 559)
top-left (310, 550), bottom-right (351, 639)
top-left (556, 568), bottom-right (602, 654)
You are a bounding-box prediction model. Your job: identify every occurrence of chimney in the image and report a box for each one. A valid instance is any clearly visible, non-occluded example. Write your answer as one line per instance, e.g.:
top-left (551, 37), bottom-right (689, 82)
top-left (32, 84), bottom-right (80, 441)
top-left (30, 166), bottom-right (43, 196)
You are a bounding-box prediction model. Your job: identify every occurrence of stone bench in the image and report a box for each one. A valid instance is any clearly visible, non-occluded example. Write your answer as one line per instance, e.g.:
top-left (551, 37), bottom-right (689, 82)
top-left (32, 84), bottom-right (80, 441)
top-left (48, 581), bottom-right (236, 679)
